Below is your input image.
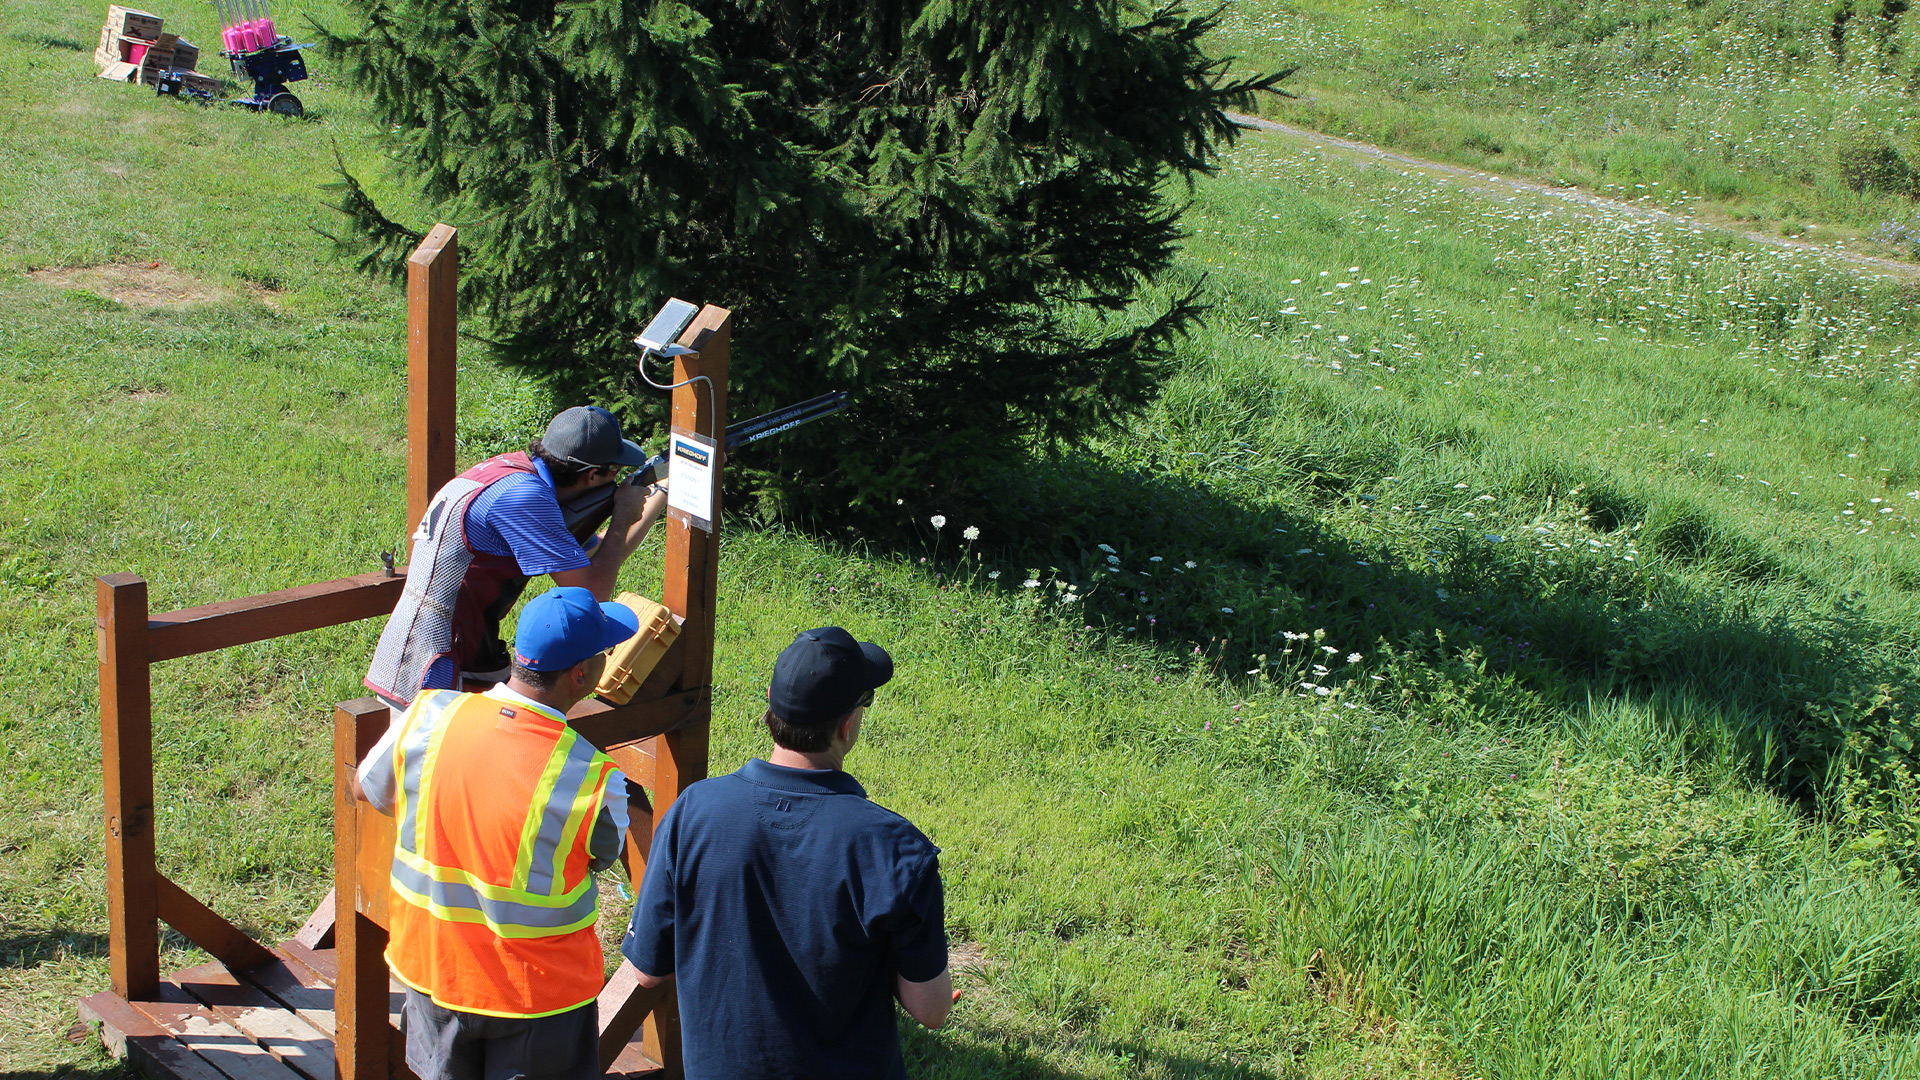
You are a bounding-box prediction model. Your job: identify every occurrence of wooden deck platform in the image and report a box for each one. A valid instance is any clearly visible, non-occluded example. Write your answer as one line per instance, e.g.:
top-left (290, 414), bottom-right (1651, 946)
top-left (79, 941), bottom-right (664, 1080)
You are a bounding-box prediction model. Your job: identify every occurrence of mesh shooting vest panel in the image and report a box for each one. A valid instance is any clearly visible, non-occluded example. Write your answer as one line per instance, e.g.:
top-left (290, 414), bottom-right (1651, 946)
top-left (365, 454), bottom-right (539, 706)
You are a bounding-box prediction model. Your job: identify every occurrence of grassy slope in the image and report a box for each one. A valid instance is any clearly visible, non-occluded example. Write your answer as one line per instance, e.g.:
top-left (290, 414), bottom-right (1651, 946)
top-left (0, 5), bottom-right (1445, 1077)
top-left (1215, 0), bottom-right (1920, 250)
top-left (4, 1), bottom-right (1920, 1078)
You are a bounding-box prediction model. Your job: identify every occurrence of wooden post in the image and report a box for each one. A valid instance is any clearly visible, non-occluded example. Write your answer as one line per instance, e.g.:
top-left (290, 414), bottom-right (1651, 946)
top-left (636, 304), bottom-right (729, 1078)
top-left (98, 573), bottom-right (159, 1002)
top-left (657, 304), bottom-right (728, 821)
top-left (334, 699), bottom-right (393, 1080)
top-left (299, 223), bottom-right (457, 959)
top-left (406, 225), bottom-right (458, 549)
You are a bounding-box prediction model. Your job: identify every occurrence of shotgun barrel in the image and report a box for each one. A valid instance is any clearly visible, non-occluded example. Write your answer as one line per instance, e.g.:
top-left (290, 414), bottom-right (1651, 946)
top-left (558, 391), bottom-right (852, 540)
top-left (725, 391), bottom-right (850, 450)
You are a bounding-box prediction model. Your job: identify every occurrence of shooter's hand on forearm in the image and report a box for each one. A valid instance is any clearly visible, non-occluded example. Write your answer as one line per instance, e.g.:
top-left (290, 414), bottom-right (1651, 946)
top-left (555, 476), bottom-right (669, 601)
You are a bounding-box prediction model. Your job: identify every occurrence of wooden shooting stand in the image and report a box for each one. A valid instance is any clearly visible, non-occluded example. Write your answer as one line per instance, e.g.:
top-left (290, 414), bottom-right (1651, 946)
top-left (79, 225), bottom-right (727, 1080)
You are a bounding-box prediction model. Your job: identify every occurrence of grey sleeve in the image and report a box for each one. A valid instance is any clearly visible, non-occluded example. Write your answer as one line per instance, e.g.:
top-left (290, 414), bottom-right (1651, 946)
top-left (353, 707), bottom-right (410, 815)
top-left (587, 769), bottom-right (631, 873)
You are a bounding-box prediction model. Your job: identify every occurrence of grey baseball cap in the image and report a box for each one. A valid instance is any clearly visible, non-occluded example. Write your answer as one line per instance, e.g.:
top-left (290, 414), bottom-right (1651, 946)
top-left (544, 406), bottom-right (649, 468)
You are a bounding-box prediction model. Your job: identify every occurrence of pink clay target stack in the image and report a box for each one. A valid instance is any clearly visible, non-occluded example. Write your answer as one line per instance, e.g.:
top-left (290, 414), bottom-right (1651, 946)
top-left (214, 0), bottom-right (276, 52)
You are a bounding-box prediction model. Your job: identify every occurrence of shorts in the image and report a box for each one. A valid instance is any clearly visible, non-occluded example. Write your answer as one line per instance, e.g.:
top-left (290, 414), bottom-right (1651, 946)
top-left (401, 988), bottom-right (598, 1080)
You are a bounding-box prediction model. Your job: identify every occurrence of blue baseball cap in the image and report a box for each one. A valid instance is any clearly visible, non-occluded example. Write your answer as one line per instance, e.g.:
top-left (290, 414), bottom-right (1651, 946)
top-left (513, 587), bottom-right (641, 671)
top-left (768, 627), bottom-right (894, 725)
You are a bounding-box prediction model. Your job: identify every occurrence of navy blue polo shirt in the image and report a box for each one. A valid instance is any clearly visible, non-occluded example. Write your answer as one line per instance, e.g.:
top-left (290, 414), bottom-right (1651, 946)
top-left (622, 758), bottom-right (946, 1080)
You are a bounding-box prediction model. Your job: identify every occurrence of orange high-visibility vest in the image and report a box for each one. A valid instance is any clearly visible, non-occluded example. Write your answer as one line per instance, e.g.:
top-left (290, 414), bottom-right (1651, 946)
top-left (384, 689), bottom-right (618, 1018)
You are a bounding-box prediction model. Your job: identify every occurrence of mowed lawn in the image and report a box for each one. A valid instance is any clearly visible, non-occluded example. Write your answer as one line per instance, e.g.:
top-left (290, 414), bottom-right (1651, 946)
top-left (5, 2), bottom-right (1920, 1079)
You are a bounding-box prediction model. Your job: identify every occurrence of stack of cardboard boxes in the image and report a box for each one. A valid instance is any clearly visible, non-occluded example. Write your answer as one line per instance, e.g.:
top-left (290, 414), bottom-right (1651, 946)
top-left (95, 5), bottom-right (218, 93)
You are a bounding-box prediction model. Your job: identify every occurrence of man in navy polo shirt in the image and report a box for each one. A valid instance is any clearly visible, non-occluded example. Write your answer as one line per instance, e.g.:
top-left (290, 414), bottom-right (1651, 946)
top-left (622, 627), bottom-right (952, 1079)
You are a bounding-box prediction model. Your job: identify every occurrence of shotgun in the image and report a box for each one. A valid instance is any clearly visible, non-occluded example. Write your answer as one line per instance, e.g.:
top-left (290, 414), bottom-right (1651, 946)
top-left (559, 391), bottom-right (851, 540)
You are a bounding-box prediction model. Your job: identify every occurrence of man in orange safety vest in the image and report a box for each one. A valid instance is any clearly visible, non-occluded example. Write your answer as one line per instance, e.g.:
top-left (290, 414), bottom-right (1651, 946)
top-left (353, 586), bottom-right (640, 1080)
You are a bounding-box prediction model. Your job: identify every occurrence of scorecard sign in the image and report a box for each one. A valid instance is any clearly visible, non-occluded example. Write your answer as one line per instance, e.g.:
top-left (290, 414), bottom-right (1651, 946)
top-left (667, 430), bottom-right (717, 532)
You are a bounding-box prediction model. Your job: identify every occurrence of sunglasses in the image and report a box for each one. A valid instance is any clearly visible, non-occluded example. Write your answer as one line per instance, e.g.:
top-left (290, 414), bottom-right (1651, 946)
top-left (858, 688), bottom-right (876, 708)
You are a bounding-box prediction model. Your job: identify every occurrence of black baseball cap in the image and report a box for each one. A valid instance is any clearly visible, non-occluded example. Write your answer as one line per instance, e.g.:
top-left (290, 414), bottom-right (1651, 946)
top-left (768, 627), bottom-right (894, 725)
top-left (544, 406), bottom-right (649, 469)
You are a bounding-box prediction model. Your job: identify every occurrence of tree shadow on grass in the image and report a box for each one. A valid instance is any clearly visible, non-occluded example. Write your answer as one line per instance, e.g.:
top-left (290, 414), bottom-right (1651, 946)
top-left (0, 1060), bottom-right (135, 1068)
top-left (834, 450), bottom-right (1909, 809)
top-left (903, 1023), bottom-right (1278, 1080)
top-left (7, 34), bottom-right (87, 51)
top-left (0, 930), bottom-right (110, 969)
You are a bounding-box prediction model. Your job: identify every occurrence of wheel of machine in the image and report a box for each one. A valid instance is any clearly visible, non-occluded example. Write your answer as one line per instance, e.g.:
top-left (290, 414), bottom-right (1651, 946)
top-left (267, 92), bottom-right (303, 118)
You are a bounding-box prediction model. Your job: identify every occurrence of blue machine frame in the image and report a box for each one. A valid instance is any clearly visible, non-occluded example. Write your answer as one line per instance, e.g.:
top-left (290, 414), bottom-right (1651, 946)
top-left (226, 38), bottom-right (310, 117)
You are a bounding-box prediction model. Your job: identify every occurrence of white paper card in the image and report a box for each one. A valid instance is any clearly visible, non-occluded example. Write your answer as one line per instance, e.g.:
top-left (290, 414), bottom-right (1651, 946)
top-left (667, 431), bottom-right (717, 530)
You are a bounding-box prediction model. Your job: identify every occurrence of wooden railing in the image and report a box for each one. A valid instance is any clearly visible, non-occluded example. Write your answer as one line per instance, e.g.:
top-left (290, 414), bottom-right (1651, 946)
top-left (95, 225), bottom-right (460, 1004)
top-left (96, 223), bottom-right (723, 1079)
top-left (96, 569), bottom-right (408, 999)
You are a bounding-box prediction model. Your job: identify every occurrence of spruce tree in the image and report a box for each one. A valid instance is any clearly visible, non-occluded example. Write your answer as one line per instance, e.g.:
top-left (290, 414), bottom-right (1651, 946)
top-left (316, 0), bottom-right (1284, 523)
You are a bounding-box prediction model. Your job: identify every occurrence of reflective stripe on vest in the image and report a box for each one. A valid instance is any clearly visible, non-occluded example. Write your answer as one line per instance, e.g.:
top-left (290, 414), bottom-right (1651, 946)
top-left (390, 690), bottom-right (613, 939)
top-left (383, 688), bottom-right (615, 1017)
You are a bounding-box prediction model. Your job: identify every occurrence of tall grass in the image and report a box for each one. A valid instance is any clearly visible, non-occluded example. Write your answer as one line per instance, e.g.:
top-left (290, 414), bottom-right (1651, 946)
top-left (1213, 0), bottom-right (1920, 246)
top-left (998, 134), bottom-right (1920, 874)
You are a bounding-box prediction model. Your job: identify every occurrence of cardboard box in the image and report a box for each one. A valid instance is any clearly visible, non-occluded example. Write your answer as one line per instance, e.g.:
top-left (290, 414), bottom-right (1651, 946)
top-left (134, 32), bottom-right (178, 76)
top-left (171, 38), bottom-right (198, 71)
top-left (98, 60), bottom-right (138, 82)
top-left (106, 5), bottom-right (162, 41)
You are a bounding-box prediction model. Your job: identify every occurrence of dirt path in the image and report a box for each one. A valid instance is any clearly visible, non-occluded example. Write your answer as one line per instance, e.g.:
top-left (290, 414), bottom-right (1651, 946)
top-left (1226, 112), bottom-right (1920, 281)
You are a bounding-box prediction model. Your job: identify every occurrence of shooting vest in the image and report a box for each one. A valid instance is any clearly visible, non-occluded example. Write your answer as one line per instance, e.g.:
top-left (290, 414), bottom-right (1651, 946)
top-left (365, 454), bottom-right (542, 707)
top-left (384, 689), bottom-right (617, 1018)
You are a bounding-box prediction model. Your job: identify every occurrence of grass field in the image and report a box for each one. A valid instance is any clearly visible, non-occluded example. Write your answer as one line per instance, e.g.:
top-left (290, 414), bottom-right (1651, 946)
top-left (1216, 0), bottom-right (1920, 253)
top-left (5, 0), bottom-right (1920, 1077)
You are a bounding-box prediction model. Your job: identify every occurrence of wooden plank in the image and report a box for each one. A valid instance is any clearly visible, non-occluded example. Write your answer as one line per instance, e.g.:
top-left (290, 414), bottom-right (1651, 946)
top-left (596, 961), bottom-right (672, 1071)
top-left (603, 743), bottom-right (657, 797)
top-left (640, 992), bottom-right (684, 1080)
top-left (606, 1041), bottom-right (667, 1080)
top-left (156, 873), bottom-right (276, 972)
top-left (125, 997), bottom-right (308, 1080)
top-left (292, 890), bottom-right (335, 951)
top-left (651, 307), bottom-right (725, 826)
top-left (278, 942), bottom-right (337, 985)
top-left (147, 572), bottom-right (405, 663)
top-left (354, 801), bottom-right (395, 929)
top-left (240, 948), bottom-right (337, 1039)
top-left (99, 573), bottom-right (160, 1002)
top-left (79, 991), bottom-right (232, 1080)
top-left (656, 723), bottom-right (709, 821)
top-left (406, 224), bottom-right (458, 552)
top-left (334, 699), bottom-right (394, 1080)
top-left (616, 306), bottom-right (724, 1080)
top-left (568, 687), bottom-right (708, 751)
top-left (165, 971), bottom-right (334, 1080)
top-left (280, 941), bottom-right (407, 1053)
top-left (618, 782), bottom-right (655, 891)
